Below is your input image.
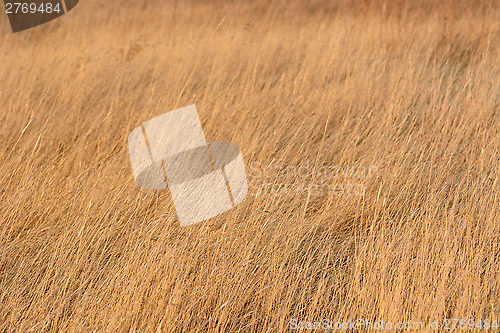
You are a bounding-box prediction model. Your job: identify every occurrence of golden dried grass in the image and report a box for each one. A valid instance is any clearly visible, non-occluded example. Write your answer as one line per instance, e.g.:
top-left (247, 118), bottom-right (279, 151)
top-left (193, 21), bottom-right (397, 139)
top-left (0, 0), bottom-right (499, 331)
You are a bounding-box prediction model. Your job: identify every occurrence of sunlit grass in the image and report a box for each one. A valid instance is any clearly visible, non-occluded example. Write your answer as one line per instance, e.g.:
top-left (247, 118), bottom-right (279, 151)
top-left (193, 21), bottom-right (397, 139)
top-left (0, 0), bottom-right (499, 331)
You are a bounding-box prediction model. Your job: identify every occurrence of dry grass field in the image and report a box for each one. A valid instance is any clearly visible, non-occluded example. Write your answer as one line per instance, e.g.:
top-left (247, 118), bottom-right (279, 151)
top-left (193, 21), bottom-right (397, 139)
top-left (0, 0), bottom-right (499, 331)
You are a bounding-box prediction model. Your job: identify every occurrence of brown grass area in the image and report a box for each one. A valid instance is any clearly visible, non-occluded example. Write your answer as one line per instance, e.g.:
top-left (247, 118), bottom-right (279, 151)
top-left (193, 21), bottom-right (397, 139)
top-left (0, 0), bottom-right (499, 331)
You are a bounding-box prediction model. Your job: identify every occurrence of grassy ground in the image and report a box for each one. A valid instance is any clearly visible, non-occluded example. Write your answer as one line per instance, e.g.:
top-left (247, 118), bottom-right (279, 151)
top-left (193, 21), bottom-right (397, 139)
top-left (0, 0), bottom-right (499, 331)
